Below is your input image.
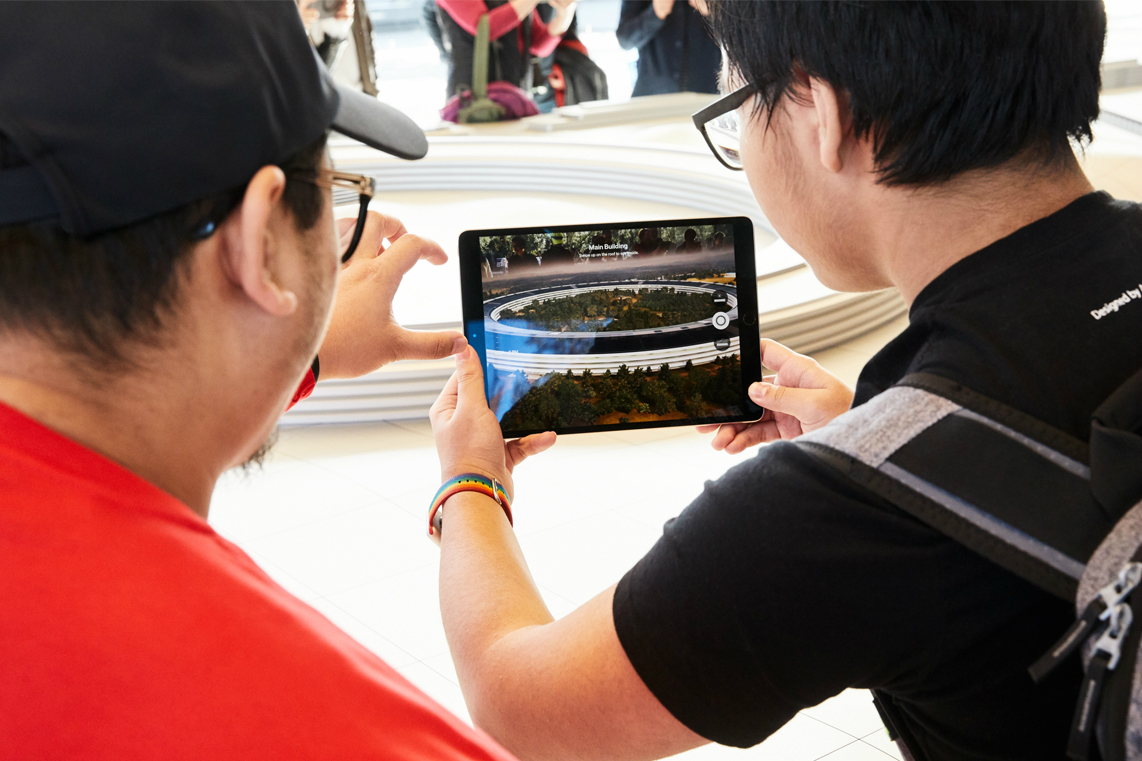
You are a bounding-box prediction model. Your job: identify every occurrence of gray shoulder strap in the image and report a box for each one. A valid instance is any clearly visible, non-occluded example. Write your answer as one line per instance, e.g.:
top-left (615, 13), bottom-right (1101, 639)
top-left (797, 373), bottom-right (1112, 601)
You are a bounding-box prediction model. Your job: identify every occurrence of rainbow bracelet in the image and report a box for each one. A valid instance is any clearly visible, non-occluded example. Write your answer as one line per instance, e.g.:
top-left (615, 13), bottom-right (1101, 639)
top-left (427, 473), bottom-right (513, 545)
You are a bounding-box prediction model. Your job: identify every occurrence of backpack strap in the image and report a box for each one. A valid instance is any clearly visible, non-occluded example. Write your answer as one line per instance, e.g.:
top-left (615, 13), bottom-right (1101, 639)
top-left (472, 14), bottom-right (491, 100)
top-left (797, 372), bottom-right (1111, 601)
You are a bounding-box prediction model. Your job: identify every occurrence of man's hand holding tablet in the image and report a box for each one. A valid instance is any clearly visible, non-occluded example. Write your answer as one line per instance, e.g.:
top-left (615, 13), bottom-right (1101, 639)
top-left (430, 347), bottom-right (557, 505)
top-left (697, 339), bottom-right (854, 454)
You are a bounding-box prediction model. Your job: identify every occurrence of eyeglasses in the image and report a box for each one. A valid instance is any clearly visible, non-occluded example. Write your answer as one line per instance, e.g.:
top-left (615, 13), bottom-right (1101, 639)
top-left (189, 167), bottom-right (376, 264)
top-left (309, 168), bottom-right (377, 264)
top-left (692, 82), bottom-right (759, 171)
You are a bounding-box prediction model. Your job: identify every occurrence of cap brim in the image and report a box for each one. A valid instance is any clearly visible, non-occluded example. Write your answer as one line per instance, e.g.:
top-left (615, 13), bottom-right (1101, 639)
top-left (330, 83), bottom-right (428, 161)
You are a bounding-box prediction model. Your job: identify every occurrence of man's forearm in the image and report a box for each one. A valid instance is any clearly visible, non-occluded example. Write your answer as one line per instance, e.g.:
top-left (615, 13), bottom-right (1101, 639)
top-left (436, 493), bottom-right (705, 761)
top-left (437, 493), bottom-right (555, 718)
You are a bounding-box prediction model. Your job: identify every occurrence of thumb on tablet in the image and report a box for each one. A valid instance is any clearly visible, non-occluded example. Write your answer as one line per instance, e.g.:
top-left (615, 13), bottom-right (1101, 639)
top-left (455, 347), bottom-right (489, 409)
top-left (748, 382), bottom-right (845, 433)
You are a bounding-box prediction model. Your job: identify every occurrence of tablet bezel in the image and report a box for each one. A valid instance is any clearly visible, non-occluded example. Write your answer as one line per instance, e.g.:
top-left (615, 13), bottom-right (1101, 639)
top-left (458, 215), bottom-right (764, 437)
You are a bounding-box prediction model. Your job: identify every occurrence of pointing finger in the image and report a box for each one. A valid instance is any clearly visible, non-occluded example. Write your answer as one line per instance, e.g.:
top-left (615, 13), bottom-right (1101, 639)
top-left (372, 233), bottom-right (449, 281)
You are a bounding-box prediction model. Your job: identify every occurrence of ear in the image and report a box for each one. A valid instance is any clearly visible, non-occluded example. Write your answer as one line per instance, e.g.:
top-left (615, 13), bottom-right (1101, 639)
top-left (810, 77), bottom-right (845, 174)
top-left (218, 165), bottom-right (298, 317)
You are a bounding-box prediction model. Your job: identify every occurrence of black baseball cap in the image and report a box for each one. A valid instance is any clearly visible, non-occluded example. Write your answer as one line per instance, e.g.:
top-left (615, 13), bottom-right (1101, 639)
top-left (0, 1), bottom-right (428, 237)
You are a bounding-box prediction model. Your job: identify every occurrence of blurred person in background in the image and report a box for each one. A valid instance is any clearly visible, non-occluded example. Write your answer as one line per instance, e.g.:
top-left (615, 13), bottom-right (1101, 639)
top-left (617, 0), bottom-right (719, 96)
top-left (299, 0), bottom-right (378, 94)
top-left (542, 232), bottom-right (575, 265)
top-left (676, 228), bottom-right (702, 253)
top-left (423, 0), bottom-right (450, 62)
top-left (298, 0), bottom-right (355, 69)
top-left (436, 0), bottom-right (577, 102)
top-left (506, 235), bottom-right (538, 270)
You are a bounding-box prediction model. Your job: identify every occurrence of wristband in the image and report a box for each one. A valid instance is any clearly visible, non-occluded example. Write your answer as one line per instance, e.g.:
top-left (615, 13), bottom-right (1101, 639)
top-left (427, 473), bottom-right (513, 545)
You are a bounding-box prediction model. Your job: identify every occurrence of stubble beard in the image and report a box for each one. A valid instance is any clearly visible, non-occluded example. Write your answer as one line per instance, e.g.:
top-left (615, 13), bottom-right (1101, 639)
top-left (236, 226), bottom-right (336, 474)
top-left (239, 427), bottom-right (280, 473)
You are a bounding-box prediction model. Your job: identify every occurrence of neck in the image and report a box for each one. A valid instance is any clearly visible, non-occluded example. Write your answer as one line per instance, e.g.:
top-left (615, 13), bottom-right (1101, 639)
top-left (867, 156), bottom-right (1095, 305)
top-left (0, 339), bottom-right (232, 518)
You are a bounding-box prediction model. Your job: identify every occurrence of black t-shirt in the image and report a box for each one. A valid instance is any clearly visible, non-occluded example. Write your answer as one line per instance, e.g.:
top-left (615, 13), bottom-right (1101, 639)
top-left (613, 192), bottom-right (1142, 760)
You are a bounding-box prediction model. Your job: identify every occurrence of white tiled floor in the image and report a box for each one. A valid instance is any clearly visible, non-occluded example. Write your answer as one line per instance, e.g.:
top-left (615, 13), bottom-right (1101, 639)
top-left (208, 316), bottom-right (910, 761)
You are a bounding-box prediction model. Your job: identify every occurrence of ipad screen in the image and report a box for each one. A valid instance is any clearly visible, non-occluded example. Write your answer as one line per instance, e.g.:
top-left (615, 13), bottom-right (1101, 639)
top-left (462, 218), bottom-right (762, 436)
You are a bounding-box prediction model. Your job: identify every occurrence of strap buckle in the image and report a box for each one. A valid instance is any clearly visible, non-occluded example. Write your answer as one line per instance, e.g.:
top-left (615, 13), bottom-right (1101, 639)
top-left (1098, 562), bottom-right (1142, 617)
top-left (1092, 602), bottom-right (1134, 670)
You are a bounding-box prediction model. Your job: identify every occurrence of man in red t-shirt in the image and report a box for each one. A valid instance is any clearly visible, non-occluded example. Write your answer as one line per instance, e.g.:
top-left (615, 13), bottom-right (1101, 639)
top-left (0, 4), bottom-right (512, 759)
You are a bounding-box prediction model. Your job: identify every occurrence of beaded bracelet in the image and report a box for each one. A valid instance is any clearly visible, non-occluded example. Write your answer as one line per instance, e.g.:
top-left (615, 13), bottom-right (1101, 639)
top-left (427, 473), bottom-right (513, 545)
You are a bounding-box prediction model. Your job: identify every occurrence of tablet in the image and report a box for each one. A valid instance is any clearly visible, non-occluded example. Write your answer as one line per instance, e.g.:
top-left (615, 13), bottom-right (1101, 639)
top-left (458, 216), bottom-right (764, 437)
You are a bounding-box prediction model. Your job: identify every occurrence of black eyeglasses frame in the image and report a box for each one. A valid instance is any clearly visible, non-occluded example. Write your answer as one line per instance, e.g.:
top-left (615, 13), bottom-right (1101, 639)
top-left (691, 81), bottom-right (760, 172)
top-left (309, 169), bottom-right (377, 264)
top-left (188, 168), bottom-right (376, 264)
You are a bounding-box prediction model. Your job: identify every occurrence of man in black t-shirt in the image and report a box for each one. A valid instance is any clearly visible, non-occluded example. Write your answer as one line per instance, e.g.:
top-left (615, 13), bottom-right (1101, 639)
top-left (428, 3), bottom-right (1142, 760)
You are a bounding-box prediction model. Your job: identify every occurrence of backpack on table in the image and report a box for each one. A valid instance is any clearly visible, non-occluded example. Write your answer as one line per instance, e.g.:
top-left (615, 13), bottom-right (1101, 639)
top-left (441, 13), bottom-right (539, 124)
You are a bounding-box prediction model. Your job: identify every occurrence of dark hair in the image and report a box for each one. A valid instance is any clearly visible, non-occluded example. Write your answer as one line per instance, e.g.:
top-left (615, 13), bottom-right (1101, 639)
top-left (708, 1), bottom-right (1105, 186)
top-left (0, 134), bottom-right (327, 369)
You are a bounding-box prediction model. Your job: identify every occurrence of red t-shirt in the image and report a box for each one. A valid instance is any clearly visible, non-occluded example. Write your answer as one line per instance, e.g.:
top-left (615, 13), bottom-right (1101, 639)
top-left (0, 401), bottom-right (515, 761)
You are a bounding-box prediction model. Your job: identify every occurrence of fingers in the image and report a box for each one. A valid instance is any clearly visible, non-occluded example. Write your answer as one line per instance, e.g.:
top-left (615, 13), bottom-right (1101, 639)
top-left (363, 211), bottom-right (409, 248)
top-left (343, 211), bottom-right (412, 265)
top-left (722, 420), bottom-right (783, 454)
top-left (454, 346), bottom-right (488, 409)
top-left (366, 233), bottom-right (449, 288)
top-left (335, 216), bottom-right (357, 238)
top-left (520, 431), bottom-right (558, 456)
top-left (397, 329), bottom-right (468, 361)
top-left (749, 381), bottom-right (817, 419)
top-left (341, 214), bottom-right (443, 295)
top-left (759, 339), bottom-right (840, 393)
top-left (429, 368), bottom-right (460, 423)
top-left (505, 431), bottom-right (557, 471)
top-left (748, 379), bottom-right (850, 430)
top-left (758, 339), bottom-right (811, 377)
top-left (709, 423), bottom-right (745, 451)
top-left (703, 409), bottom-right (789, 452)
